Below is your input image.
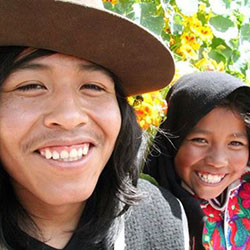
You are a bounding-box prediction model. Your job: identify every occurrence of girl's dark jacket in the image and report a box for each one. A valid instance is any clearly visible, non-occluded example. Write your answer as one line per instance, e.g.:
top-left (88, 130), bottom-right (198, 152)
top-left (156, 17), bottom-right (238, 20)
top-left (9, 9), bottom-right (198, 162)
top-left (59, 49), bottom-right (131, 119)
top-left (144, 71), bottom-right (250, 249)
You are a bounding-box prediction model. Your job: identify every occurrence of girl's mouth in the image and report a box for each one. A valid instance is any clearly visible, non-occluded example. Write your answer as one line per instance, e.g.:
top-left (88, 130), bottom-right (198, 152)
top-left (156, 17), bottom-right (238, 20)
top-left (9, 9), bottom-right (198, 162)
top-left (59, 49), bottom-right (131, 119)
top-left (197, 171), bottom-right (226, 184)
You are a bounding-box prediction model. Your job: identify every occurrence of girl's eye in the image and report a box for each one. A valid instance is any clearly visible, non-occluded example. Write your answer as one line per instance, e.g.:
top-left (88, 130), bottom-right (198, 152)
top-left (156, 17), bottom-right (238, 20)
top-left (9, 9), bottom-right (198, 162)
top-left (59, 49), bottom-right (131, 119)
top-left (17, 83), bottom-right (46, 91)
top-left (229, 141), bottom-right (244, 147)
top-left (191, 138), bottom-right (207, 144)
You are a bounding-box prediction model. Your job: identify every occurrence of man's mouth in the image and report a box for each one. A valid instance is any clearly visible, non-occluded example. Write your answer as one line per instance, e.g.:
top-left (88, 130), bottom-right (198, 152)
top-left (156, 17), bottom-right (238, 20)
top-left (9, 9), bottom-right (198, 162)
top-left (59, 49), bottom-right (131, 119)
top-left (38, 143), bottom-right (90, 162)
top-left (197, 171), bottom-right (226, 184)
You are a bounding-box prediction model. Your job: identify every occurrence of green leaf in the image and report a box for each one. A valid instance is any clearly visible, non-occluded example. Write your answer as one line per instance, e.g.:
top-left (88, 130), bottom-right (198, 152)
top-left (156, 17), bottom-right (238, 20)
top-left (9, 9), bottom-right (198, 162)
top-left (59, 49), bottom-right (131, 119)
top-left (160, 0), bottom-right (170, 12)
top-left (133, 3), bottom-right (164, 35)
top-left (103, 2), bottom-right (113, 10)
top-left (209, 15), bottom-right (235, 33)
top-left (139, 173), bottom-right (159, 186)
top-left (240, 23), bottom-right (250, 44)
top-left (209, 15), bottom-right (238, 45)
top-left (104, 1), bottom-right (135, 19)
top-left (220, 47), bottom-right (233, 59)
top-left (210, 0), bottom-right (231, 15)
top-left (231, 49), bottom-right (241, 64)
top-left (197, 12), bottom-right (207, 25)
top-left (161, 30), bottom-right (170, 42)
top-left (208, 50), bottom-right (227, 64)
top-left (210, 37), bottom-right (228, 49)
top-left (230, 52), bottom-right (248, 73)
top-left (229, 38), bottom-right (239, 50)
top-left (244, 0), bottom-right (250, 7)
top-left (209, 39), bottom-right (233, 62)
top-left (175, 0), bottom-right (198, 16)
top-left (169, 13), bottom-right (183, 35)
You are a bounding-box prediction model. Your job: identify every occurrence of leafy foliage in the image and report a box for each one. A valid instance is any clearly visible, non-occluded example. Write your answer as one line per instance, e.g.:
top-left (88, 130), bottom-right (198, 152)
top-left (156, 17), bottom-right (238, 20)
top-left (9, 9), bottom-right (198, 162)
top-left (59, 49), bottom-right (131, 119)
top-left (103, 0), bottom-right (250, 133)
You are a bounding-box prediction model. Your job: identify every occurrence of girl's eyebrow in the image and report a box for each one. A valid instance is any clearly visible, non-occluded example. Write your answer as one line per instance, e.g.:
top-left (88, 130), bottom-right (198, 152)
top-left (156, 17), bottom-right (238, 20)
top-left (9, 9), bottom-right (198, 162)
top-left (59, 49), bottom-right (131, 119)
top-left (230, 132), bottom-right (248, 139)
top-left (191, 128), bottom-right (248, 139)
top-left (189, 128), bottom-right (210, 134)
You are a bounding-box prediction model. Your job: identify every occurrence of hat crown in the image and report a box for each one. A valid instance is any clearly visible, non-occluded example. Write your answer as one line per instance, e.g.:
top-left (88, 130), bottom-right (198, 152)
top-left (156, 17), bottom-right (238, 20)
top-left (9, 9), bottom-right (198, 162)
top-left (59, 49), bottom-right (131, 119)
top-left (59, 0), bottom-right (104, 8)
top-left (0, 0), bottom-right (174, 95)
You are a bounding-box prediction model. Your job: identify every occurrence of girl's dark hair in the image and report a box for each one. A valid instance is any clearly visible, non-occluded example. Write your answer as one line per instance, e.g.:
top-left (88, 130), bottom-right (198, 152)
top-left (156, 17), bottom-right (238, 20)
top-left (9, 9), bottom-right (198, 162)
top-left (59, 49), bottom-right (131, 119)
top-left (0, 46), bottom-right (142, 249)
top-left (218, 89), bottom-right (250, 159)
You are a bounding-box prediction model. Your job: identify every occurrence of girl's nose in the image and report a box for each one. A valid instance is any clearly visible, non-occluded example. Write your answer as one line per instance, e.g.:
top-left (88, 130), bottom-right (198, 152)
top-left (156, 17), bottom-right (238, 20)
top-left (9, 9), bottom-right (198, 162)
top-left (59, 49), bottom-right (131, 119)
top-left (204, 147), bottom-right (228, 168)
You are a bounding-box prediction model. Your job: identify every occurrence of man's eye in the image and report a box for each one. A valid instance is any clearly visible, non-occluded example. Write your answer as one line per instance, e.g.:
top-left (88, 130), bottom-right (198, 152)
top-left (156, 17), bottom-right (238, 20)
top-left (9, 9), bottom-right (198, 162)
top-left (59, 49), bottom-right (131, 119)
top-left (81, 83), bottom-right (104, 91)
top-left (17, 83), bottom-right (46, 91)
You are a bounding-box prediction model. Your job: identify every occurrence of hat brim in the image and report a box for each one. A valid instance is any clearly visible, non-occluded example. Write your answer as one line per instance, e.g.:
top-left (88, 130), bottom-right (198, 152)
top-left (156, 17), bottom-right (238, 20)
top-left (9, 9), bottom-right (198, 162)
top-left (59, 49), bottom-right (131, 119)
top-left (0, 0), bottom-right (174, 96)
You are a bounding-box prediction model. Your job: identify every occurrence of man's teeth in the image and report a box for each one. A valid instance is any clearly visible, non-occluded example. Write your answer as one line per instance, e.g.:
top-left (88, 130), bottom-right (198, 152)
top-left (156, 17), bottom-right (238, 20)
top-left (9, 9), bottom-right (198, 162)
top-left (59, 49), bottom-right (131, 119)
top-left (40, 144), bottom-right (89, 161)
top-left (197, 172), bottom-right (225, 184)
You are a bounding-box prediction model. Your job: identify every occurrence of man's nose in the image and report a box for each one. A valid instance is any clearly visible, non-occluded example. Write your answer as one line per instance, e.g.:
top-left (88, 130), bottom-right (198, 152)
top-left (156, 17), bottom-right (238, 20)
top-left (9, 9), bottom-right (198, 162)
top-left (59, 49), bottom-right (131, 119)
top-left (43, 93), bottom-right (88, 130)
top-left (204, 146), bottom-right (228, 168)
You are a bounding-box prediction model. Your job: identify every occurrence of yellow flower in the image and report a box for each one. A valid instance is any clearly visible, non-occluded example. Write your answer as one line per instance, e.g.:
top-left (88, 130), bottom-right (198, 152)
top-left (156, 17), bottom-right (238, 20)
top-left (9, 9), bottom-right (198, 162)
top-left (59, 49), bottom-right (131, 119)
top-left (183, 15), bottom-right (213, 44)
top-left (195, 54), bottom-right (225, 71)
top-left (184, 15), bottom-right (202, 31)
top-left (180, 32), bottom-right (201, 50)
top-left (127, 96), bottom-right (134, 106)
top-left (177, 43), bottom-right (199, 60)
top-left (169, 37), bottom-right (176, 47)
top-left (177, 32), bottom-right (200, 60)
top-left (195, 26), bottom-right (213, 43)
top-left (206, 10), bottom-right (215, 22)
top-left (128, 91), bottom-right (167, 131)
top-left (198, 3), bottom-right (206, 13)
top-left (163, 17), bottom-right (171, 33)
top-left (102, 0), bottom-right (118, 4)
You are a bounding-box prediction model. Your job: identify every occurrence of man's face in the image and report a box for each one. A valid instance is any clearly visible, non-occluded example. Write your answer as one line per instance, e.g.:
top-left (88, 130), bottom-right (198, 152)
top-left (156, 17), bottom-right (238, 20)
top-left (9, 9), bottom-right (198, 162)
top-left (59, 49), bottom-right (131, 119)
top-left (0, 53), bottom-right (121, 206)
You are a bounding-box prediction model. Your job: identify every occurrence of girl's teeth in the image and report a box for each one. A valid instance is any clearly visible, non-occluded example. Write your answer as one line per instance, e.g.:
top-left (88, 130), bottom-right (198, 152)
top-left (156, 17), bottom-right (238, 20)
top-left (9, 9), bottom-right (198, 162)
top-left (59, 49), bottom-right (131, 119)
top-left (83, 144), bottom-right (88, 155)
top-left (60, 150), bottom-right (69, 159)
top-left (77, 148), bottom-right (83, 157)
top-left (40, 144), bottom-right (89, 162)
top-left (197, 172), bottom-right (225, 184)
top-left (69, 148), bottom-right (77, 158)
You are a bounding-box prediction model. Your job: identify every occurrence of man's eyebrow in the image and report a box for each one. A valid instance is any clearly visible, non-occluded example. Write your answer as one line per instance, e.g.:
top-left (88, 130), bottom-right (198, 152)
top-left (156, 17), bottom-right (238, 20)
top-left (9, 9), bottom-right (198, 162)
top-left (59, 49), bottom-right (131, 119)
top-left (11, 61), bottom-right (114, 79)
top-left (11, 62), bottom-right (50, 73)
top-left (78, 63), bottom-right (113, 79)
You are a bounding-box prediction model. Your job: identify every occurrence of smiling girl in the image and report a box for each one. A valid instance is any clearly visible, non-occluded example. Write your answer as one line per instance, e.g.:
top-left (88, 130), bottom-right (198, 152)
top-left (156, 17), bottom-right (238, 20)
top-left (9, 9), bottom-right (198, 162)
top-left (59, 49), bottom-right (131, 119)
top-left (145, 72), bottom-right (250, 249)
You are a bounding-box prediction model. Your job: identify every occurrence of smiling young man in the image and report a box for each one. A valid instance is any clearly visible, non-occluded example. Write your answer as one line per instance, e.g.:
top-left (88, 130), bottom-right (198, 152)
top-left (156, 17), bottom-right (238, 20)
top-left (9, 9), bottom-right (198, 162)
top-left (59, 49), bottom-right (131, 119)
top-left (0, 1), bottom-right (187, 249)
top-left (1, 53), bottom-right (121, 208)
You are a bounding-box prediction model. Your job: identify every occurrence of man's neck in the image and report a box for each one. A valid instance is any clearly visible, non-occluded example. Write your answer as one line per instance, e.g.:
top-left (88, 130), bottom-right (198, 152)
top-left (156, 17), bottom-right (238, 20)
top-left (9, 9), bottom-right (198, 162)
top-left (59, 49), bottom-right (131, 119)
top-left (31, 203), bottom-right (84, 248)
top-left (15, 187), bottom-right (85, 249)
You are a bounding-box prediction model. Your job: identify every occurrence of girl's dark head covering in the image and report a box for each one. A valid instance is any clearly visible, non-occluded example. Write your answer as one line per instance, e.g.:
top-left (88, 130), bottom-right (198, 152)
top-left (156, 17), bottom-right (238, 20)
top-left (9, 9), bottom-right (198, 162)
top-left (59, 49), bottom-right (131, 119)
top-left (144, 71), bottom-right (250, 249)
top-left (164, 71), bottom-right (250, 155)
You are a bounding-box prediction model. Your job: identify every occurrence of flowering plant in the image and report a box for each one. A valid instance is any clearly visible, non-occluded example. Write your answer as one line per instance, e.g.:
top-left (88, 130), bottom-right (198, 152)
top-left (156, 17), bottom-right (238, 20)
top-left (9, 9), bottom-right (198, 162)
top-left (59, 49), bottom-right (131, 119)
top-left (103, 0), bottom-right (250, 133)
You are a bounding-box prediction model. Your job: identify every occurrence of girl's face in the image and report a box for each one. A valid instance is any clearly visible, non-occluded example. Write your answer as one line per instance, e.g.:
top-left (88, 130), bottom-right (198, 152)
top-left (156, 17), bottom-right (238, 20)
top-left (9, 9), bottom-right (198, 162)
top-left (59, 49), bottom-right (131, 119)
top-left (174, 107), bottom-right (249, 200)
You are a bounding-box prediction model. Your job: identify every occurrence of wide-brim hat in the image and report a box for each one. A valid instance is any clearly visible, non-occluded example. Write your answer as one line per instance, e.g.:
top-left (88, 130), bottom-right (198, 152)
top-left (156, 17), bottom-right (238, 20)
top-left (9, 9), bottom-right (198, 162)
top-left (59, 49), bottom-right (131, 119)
top-left (0, 0), bottom-right (175, 96)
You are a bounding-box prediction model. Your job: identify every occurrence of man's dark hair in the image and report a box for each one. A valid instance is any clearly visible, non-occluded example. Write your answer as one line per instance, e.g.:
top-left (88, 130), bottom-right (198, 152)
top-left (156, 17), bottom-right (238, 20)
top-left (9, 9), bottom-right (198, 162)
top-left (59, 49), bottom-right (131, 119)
top-left (0, 46), bottom-right (142, 249)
